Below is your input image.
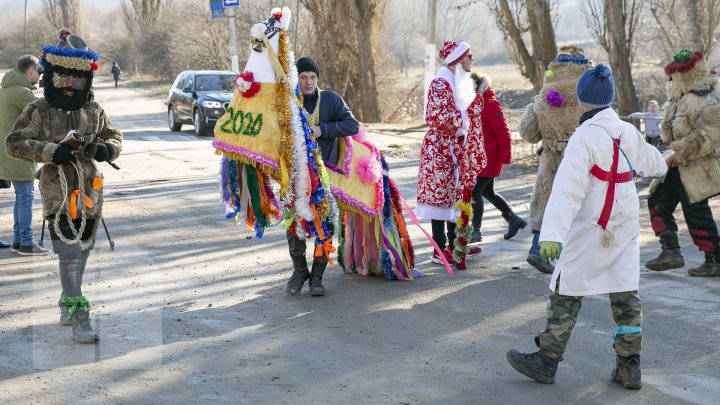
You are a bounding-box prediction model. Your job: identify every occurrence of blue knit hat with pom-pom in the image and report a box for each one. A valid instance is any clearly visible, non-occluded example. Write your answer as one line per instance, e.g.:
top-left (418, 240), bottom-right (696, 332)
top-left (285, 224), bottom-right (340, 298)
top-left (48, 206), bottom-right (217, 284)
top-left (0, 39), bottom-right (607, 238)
top-left (576, 63), bottom-right (615, 108)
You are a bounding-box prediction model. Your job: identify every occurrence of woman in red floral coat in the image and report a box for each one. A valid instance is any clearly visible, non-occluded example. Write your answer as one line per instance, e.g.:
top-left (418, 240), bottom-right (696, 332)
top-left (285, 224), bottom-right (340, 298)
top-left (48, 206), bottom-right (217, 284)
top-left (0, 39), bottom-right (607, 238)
top-left (469, 73), bottom-right (527, 243)
top-left (415, 41), bottom-right (481, 265)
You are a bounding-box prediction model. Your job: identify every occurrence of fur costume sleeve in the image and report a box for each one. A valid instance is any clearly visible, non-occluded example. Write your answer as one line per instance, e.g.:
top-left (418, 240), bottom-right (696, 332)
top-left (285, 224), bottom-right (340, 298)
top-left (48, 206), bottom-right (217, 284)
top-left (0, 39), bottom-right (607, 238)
top-left (5, 102), bottom-right (58, 164)
top-left (96, 109), bottom-right (123, 161)
top-left (519, 99), bottom-right (542, 144)
top-left (668, 96), bottom-right (720, 163)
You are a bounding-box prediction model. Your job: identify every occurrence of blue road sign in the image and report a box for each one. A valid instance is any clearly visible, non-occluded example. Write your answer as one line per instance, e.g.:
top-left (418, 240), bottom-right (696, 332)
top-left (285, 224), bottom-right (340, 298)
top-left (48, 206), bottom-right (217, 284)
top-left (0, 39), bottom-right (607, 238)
top-left (210, 0), bottom-right (224, 19)
top-left (223, 0), bottom-right (240, 7)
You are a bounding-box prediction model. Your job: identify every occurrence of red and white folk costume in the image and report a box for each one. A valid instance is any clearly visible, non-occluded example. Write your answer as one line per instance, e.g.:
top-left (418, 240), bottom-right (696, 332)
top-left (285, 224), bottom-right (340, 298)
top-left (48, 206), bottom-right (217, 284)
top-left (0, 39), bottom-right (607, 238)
top-left (415, 41), bottom-right (473, 221)
top-left (415, 67), bottom-right (464, 220)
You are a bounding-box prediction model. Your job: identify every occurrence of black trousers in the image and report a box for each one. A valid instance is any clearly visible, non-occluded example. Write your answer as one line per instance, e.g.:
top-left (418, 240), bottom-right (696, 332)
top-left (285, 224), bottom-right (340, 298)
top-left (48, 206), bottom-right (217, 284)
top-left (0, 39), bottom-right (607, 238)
top-left (471, 176), bottom-right (513, 230)
top-left (431, 219), bottom-right (456, 250)
top-left (648, 167), bottom-right (719, 252)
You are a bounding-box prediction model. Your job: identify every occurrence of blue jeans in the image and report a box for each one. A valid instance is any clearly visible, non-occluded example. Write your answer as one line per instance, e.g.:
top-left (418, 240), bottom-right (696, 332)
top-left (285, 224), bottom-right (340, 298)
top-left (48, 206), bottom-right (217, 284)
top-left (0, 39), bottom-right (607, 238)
top-left (529, 230), bottom-right (541, 257)
top-left (12, 181), bottom-right (35, 246)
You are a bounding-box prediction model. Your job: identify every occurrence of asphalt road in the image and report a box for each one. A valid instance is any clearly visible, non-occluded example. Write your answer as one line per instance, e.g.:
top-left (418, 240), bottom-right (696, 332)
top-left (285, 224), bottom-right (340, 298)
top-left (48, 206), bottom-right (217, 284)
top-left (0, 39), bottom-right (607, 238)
top-left (1, 78), bottom-right (719, 404)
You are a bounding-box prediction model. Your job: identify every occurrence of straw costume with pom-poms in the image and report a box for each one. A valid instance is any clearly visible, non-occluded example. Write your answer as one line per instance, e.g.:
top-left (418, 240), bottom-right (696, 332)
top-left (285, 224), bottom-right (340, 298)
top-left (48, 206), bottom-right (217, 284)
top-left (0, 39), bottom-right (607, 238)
top-left (519, 45), bottom-right (592, 232)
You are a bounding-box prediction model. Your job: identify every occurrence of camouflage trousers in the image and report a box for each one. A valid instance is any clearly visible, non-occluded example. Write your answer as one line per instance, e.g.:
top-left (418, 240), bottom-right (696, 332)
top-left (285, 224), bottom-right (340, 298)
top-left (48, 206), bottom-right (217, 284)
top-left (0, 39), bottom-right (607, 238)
top-left (538, 290), bottom-right (642, 359)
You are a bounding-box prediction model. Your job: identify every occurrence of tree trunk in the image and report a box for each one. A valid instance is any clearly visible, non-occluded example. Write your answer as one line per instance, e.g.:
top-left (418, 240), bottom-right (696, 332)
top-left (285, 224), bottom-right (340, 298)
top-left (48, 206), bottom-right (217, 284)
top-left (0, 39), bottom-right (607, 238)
top-left (353, 0), bottom-right (381, 122)
top-left (686, 0), bottom-right (704, 52)
top-left (492, 0), bottom-right (557, 93)
top-left (527, 0), bottom-right (557, 92)
top-left (605, 0), bottom-right (639, 116)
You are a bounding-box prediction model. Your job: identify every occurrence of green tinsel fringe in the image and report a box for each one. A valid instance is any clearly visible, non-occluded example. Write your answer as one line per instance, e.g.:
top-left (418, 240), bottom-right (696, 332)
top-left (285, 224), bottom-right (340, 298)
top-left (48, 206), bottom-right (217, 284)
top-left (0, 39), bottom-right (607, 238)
top-left (62, 296), bottom-right (90, 321)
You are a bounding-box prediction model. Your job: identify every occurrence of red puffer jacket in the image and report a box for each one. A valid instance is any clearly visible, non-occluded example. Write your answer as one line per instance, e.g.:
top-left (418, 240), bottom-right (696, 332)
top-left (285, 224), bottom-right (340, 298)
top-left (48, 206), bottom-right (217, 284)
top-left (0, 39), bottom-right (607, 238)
top-left (478, 86), bottom-right (512, 178)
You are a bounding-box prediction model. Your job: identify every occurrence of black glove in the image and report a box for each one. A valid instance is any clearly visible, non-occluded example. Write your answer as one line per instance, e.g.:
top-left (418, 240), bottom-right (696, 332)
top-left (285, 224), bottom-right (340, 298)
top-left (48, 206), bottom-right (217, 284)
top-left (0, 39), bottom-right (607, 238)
top-left (52, 146), bottom-right (76, 165)
top-left (94, 143), bottom-right (111, 162)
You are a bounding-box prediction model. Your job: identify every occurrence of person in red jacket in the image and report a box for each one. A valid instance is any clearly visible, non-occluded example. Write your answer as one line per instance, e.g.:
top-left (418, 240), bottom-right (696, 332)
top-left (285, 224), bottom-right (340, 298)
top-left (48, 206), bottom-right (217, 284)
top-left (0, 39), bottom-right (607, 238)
top-left (469, 72), bottom-right (527, 243)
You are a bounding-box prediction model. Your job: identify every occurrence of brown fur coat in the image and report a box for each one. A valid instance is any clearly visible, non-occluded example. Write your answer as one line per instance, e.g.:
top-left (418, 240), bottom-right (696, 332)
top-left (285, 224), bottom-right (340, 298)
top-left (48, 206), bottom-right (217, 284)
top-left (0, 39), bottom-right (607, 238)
top-left (519, 61), bottom-right (590, 230)
top-left (650, 60), bottom-right (720, 203)
top-left (5, 99), bottom-right (122, 244)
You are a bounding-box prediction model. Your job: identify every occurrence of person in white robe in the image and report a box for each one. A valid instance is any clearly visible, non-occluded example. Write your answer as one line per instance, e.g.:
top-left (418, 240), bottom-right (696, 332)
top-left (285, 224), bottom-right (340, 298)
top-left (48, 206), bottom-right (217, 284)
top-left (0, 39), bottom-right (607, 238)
top-left (506, 64), bottom-right (667, 389)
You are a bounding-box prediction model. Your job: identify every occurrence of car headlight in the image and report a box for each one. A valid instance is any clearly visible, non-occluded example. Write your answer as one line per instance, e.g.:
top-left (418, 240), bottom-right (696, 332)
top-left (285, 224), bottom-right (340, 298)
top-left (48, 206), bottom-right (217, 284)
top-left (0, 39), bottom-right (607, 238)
top-left (202, 100), bottom-right (223, 109)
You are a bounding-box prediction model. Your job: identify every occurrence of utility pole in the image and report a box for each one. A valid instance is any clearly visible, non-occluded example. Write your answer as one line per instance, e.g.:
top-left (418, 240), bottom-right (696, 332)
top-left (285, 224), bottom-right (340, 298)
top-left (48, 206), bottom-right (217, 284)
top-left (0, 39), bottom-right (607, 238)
top-left (227, 7), bottom-right (239, 72)
top-left (24, 0), bottom-right (28, 53)
top-left (423, 0), bottom-right (437, 115)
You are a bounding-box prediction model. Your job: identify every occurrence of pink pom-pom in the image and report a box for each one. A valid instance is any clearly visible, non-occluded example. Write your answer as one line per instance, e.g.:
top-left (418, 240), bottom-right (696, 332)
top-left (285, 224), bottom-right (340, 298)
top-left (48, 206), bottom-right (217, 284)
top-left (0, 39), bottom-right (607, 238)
top-left (356, 153), bottom-right (382, 184)
top-left (546, 90), bottom-right (565, 108)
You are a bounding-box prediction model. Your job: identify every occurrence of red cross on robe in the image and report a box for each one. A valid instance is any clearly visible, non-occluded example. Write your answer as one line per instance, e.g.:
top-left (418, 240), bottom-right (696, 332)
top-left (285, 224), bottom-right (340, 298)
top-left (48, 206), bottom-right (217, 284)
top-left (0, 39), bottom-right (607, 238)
top-left (590, 139), bottom-right (635, 229)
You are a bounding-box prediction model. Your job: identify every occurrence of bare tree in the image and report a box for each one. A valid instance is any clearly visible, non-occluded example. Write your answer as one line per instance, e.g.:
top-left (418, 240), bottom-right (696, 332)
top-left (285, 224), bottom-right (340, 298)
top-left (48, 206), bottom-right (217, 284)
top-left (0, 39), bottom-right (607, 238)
top-left (648, 0), bottom-right (720, 58)
top-left (300, 0), bottom-right (384, 122)
top-left (41, 0), bottom-right (81, 35)
top-left (487, 0), bottom-right (558, 93)
top-left (582, 0), bottom-right (642, 116)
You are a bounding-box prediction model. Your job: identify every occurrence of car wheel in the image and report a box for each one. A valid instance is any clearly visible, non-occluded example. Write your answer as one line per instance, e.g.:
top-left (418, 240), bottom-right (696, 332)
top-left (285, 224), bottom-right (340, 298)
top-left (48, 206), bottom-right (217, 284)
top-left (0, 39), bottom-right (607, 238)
top-left (193, 110), bottom-right (207, 136)
top-left (168, 107), bottom-right (181, 131)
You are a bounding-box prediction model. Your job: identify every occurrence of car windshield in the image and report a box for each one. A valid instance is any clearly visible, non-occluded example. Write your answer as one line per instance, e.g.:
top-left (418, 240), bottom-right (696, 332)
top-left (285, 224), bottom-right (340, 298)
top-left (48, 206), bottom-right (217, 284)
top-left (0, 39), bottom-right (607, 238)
top-left (195, 74), bottom-right (235, 92)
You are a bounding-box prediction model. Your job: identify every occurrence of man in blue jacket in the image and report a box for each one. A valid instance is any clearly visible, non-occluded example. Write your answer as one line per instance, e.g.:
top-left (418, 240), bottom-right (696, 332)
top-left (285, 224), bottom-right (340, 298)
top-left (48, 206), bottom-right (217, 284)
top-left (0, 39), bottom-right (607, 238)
top-left (286, 57), bottom-right (359, 296)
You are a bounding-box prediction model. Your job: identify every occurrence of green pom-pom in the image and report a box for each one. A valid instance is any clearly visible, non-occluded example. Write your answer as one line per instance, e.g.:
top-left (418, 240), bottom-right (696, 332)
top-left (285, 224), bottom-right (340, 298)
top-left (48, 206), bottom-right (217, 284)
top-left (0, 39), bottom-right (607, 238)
top-left (545, 69), bottom-right (554, 79)
top-left (674, 49), bottom-right (693, 60)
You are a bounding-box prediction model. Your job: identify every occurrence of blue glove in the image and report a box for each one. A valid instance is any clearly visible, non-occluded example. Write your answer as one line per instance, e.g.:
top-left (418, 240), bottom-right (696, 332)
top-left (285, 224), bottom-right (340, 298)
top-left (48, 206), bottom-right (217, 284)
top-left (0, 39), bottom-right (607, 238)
top-left (539, 241), bottom-right (563, 261)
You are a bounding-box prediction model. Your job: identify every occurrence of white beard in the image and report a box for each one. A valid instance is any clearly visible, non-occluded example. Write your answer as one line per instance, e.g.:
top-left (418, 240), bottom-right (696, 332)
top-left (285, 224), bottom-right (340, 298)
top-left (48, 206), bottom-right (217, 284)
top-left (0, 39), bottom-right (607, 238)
top-left (454, 67), bottom-right (475, 110)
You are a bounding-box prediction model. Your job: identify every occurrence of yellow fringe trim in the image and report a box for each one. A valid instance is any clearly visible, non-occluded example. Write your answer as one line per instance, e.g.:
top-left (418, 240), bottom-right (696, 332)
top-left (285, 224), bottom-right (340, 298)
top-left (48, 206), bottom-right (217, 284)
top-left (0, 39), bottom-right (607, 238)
top-left (274, 32), bottom-right (293, 198)
top-left (45, 54), bottom-right (93, 71)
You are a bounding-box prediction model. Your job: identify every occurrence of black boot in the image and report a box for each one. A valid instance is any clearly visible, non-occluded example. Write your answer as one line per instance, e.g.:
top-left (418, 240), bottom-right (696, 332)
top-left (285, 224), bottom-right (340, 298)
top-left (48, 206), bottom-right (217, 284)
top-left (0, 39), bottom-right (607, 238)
top-left (612, 355), bottom-right (642, 389)
top-left (506, 349), bottom-right (561, 384)
top-left (645, 231), bottom-right (684, 271)
top-left (309, 260), bottom-right (327, 297)
top-left (286, 257), bottom-right (310, 294)
top-left (688, 251), bottom-right (720, 277)
top-left (503, 213), bottom-right (527, 240)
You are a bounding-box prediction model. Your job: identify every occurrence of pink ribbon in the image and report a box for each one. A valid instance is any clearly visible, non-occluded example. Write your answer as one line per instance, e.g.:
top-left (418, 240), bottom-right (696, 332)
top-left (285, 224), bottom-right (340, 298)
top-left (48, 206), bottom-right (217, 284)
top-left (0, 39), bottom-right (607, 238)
top-left (399, 195), bottom-right (454, 275)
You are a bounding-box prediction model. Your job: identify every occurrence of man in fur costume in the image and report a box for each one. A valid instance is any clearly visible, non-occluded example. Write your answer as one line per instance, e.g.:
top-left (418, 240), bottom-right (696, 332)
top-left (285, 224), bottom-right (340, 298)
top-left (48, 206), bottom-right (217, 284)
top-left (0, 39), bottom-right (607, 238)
top-left (5, 29), bottom-right (122, 343)
top-left (519, 46), bottom-right (592, 273)
top-left (645, 49), bottom-right (720, 277)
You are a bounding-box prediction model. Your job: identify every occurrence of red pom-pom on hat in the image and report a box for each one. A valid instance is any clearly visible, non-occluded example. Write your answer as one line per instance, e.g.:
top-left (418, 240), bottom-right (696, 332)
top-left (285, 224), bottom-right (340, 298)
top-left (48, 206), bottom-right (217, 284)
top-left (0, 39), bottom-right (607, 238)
top-left (58, 27), bottom-right (72, 41)
top-left (90, 61), bottom-right (98, 72)
top-left (439, 41), bottom-right (459, 60)
top-left (273, 11), bottom-right (283, 19)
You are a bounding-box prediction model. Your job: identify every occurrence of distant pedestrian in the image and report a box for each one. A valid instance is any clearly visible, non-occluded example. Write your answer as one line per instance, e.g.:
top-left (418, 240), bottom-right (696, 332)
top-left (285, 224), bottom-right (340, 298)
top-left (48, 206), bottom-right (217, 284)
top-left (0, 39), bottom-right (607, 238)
top-left (468, 72), bottom-right (526, 243)
top-left (506, 64), bottom-right (667, 390)
top-left (0, 55), bottom-right (50, 254)
top-left (111, 62), bottom-right (121, 88)
top-left (626, 100), bottom-right (662, 146)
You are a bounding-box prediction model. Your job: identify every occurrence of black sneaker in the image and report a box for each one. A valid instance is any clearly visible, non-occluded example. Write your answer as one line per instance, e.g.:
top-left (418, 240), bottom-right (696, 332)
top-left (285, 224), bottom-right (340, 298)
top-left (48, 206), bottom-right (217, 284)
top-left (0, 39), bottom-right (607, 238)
top-left (0, 239), bottom-right (10, 248)
top-left (10, 241), bottom-right (21, 253)
top-left (18, 244), bottom-right (51, 256)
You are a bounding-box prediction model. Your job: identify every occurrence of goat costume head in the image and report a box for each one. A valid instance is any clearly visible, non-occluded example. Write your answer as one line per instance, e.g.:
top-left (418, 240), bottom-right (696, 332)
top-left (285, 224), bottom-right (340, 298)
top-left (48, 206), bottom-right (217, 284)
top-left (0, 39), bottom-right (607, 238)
top-left (664, 49), bottom-right (717, 101)
top-left (40, 28), bottom-right (99, 111)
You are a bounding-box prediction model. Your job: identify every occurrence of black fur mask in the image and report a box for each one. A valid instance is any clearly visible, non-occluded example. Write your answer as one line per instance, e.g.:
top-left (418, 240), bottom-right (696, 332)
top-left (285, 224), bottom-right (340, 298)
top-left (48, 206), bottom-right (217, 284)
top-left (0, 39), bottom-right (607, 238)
top-left (43, 63), bottom-right (93, 111)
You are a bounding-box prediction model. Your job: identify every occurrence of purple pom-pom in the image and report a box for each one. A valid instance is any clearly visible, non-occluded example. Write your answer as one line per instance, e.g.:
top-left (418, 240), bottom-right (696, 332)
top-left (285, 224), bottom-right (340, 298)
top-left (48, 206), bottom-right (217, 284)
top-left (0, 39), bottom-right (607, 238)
top-left (546, 90), bottom-right (565, 108)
